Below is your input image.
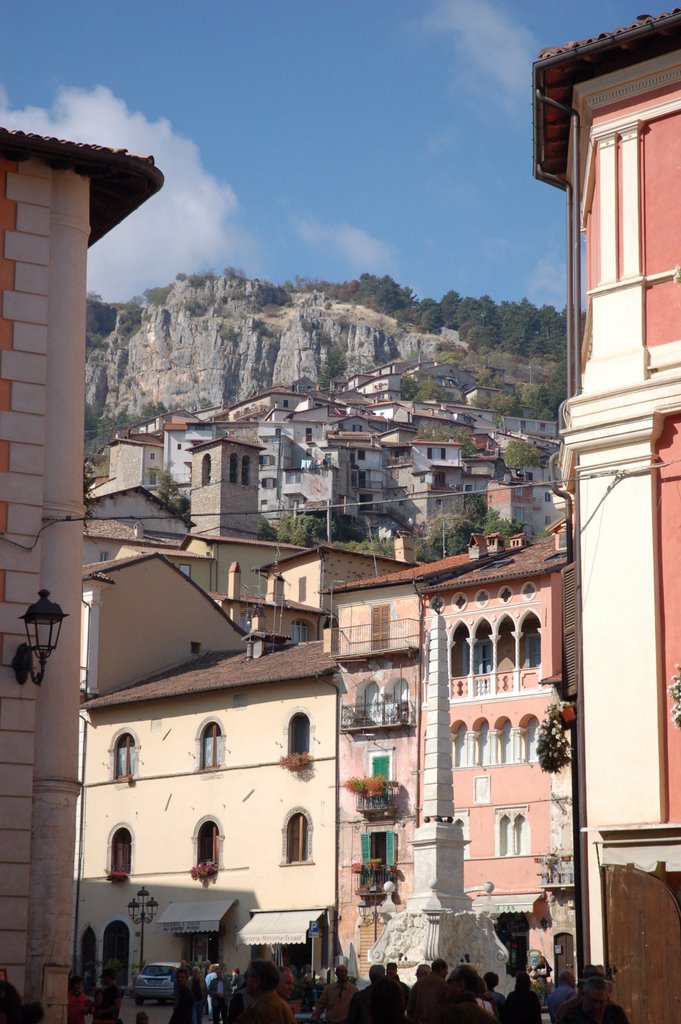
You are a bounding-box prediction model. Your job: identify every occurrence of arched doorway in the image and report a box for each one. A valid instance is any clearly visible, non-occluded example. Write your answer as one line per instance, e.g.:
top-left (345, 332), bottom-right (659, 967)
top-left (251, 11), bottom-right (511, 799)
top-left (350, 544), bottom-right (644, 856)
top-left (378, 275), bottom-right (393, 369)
top-left (495, 912), bottom-right (529, 976)
top-left (102, 920), bottom-right (130, 986)
top-left (81, 926), bottom-right (97, 994)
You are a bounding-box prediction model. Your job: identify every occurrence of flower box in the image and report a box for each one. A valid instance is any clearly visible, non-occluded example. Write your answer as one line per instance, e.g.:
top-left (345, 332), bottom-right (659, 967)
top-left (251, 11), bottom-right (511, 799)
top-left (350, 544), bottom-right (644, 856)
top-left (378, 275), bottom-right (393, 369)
top-left (190, 863), bottom-right (219, 882)
top-left (279, 752), bottom-right (312, 772)
top-left (343, 775), bottom-right (386, 796)
top-left (107, 870), bottom-right (129, 883)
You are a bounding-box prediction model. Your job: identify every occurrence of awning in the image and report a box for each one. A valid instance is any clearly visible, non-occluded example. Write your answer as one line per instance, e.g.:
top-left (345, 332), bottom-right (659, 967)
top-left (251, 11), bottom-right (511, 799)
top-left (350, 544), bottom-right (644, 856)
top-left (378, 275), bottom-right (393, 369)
top-left (237, 909), bottom-right (324, 946)
top-left (154, 899), bottom-right (236, 934)
top-left (472, 893), bottom-right (542, 915)
top-left (599, 825), bottom-right (681, 872)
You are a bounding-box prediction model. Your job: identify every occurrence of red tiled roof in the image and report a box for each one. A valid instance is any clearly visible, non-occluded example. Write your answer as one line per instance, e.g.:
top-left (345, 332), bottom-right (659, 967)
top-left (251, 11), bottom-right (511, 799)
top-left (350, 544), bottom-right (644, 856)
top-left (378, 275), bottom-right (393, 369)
top-left (182, 534), bottom-right (305, 551)
top-left (84, 641), bottom-right (337, 709)
top-left (0, 127), bottom-right (163, 245)
top-left (423, 539), bottom-right (565, 592)
top-left (333, 551), bottom-right (471, 593)
top-left (258, 543), bottom-right (416, 572)
top-left (211, 593), bottom-right (324, 615)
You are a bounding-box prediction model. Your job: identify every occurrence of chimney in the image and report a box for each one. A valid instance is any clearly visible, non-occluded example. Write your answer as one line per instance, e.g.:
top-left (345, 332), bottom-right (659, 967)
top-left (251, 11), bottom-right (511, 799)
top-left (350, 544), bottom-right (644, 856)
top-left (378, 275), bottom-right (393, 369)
top-left (266, 573), bottom-right (285, 603)
top-left (468, 534), bottom-right (488, 561)
top-left (509, 532), bottom-right (527, 550)
top-left (394, 532), bottom-right (415, 563)
top-left (486, 532), bottom-right (504, 555)
top-left (133, 521), bottom-right (144, 539)
top-left (227, 561), bottom-right (241, 600)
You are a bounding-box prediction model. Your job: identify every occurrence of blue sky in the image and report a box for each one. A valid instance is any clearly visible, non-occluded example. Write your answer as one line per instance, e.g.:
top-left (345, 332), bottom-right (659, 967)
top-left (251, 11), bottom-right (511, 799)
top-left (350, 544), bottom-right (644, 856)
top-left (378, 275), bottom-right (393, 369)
top-left (2, 1), bottom-right (641, 306)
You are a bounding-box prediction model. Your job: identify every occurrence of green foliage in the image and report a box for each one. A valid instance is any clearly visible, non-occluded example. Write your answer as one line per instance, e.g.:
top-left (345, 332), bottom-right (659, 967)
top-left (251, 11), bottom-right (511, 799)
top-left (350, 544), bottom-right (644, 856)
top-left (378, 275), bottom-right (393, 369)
top-left (416, 494), bottom-right (522, 561)
top-left (139, 401), bottom-right (167, 422)
top-left (415, 424), bottom-right (477, 455)
top-left (154, 469), bottom-right (190, 517)
top-left (276, 513), bottom-right (327, 547)
top-left (319, 344), bottom-right (347, 390)
top-left (256, 515), bottom-right (277, 540)
top-left (401, 372), bottom-right (447, 402)
top-left (187, 271), bottom-right (217, 288)
top-left (504, 439), bottom-right (542, 469)
top-left (338, 537), bottom-right (395, 557)
top-left (116, 302), bottom-right (142, 338)
top-left (185, 299), bottom-right (208, 316)
top-left (144, 284), bottom-right (173, 306)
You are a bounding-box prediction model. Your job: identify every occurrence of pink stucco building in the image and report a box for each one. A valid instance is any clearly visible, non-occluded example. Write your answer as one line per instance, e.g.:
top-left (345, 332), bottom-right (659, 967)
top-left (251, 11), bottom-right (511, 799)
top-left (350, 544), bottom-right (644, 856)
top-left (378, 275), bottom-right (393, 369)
top-left (0, 129), bottom-right (162, 1013)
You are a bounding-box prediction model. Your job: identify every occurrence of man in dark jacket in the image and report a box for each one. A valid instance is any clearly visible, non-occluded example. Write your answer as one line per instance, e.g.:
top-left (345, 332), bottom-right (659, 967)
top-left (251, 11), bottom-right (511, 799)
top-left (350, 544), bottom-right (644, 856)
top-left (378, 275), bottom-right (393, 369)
top-left (439, 966), bottom-right (494, 1024)
top-left (559, 977), bottom-right (629, 1023)
top-left (170, 969), bottom-right (194, 1024)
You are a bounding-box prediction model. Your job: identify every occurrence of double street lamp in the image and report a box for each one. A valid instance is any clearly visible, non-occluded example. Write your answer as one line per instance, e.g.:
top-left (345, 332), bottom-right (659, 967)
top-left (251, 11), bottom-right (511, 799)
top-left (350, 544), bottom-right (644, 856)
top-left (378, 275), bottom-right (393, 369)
top-left (127, 887), bottom-right (158, 967)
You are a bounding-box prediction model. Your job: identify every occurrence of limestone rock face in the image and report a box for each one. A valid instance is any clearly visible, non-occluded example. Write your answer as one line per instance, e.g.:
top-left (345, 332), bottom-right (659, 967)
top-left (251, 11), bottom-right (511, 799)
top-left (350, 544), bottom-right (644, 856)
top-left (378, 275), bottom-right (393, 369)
top-left (85, 275), bottom-right (444, 417)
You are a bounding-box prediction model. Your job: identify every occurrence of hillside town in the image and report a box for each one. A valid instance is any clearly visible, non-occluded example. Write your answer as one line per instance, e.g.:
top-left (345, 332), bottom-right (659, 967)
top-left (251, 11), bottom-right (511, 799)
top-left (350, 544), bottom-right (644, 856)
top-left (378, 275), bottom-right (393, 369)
top-left (2, 8), bottom-right (681, 1024)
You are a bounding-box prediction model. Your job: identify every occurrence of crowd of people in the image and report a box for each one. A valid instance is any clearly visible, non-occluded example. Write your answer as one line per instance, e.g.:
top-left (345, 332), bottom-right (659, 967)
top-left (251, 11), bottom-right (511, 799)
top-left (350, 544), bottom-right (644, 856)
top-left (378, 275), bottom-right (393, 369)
top-left (61, 957), bottom-right (631, 1024)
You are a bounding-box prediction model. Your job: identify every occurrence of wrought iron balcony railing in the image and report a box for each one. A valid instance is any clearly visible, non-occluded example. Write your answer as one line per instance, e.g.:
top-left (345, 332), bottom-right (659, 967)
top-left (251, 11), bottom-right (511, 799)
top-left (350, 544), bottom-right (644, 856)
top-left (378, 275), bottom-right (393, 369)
top-left (331, 620), bottom-right (419, 658)
top-left (341, 700), bottom-right (415, 731)
top-left (356, 782), bottom-right (400, 817)
top-left (353, 865), bottom-right (397, 893)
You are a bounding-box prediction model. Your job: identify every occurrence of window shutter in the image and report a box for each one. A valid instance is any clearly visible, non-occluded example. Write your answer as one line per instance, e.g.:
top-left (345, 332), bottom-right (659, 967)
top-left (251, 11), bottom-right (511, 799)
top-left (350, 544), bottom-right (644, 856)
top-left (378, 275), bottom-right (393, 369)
top-left (372, 755), bottom-right (390, 780)
top-left (562, 563), bottom-right (577, 698)
top-left (385, 831), bottom-right (396, 866)
top-left (371, 605), bottom-right (390, 646)
top-left (360, 833), bottom-right (371, 864)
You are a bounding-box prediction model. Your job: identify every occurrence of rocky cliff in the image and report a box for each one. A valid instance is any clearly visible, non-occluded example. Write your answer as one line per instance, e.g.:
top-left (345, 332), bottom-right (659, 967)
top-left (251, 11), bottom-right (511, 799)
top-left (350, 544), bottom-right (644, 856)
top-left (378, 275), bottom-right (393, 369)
top-left (85, 273), bottom-right (445, 417)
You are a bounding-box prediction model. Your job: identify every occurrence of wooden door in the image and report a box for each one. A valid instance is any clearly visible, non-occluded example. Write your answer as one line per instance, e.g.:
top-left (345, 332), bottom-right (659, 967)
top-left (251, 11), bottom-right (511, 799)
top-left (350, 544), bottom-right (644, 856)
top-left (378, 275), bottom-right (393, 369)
top-left (604, 864), bottom-right (681, 1022)
top-left (553, 931), bottom-right (574, 978)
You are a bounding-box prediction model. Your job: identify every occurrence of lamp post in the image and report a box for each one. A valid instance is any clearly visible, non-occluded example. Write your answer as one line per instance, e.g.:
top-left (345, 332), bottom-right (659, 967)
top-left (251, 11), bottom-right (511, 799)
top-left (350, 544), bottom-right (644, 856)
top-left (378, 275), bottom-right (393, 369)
top-left (127, 887), bottom-right (158, 968)
top-left (357, 893), bottom-right (381, 942)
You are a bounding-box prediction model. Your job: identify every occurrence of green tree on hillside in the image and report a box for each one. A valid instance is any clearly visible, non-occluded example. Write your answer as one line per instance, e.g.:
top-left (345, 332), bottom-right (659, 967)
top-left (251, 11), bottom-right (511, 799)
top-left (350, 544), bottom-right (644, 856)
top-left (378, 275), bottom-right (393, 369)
top-left (504, 439), bottom-right (542, 469)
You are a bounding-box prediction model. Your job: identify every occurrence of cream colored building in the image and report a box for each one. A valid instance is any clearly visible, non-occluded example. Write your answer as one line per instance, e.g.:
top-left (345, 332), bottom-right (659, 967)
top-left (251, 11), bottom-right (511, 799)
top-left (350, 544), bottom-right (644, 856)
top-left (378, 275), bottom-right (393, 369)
top-left (77, 639), bottom-right (339, 983)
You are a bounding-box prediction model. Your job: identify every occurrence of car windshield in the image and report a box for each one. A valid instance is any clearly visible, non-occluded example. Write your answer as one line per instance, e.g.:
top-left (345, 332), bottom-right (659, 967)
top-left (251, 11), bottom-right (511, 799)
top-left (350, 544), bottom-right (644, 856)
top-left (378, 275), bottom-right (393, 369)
top-left (141, 966), bottom-right (173, 978)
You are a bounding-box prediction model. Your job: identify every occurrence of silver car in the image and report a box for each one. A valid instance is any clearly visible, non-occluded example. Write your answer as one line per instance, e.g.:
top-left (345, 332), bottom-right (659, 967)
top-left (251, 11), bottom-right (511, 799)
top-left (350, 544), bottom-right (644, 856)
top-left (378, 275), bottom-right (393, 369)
top-left (133, 962), bottom-right (178, 1005)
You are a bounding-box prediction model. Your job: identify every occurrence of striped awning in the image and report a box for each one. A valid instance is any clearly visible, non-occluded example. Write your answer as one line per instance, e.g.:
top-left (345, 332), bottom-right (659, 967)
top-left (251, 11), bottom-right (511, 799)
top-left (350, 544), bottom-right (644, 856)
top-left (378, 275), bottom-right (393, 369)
top-left (238, 909), bottom-right (324, 946)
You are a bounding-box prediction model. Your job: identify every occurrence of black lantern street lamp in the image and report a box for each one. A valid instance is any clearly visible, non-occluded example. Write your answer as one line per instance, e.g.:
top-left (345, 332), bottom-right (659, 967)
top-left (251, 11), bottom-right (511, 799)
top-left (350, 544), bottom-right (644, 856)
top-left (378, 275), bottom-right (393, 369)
top-left (357, 894), bottom-right (382, 941)
top-left (12, 589), bottom-right (68, 685)
top-left (127, 887), bottom-right (159, 968)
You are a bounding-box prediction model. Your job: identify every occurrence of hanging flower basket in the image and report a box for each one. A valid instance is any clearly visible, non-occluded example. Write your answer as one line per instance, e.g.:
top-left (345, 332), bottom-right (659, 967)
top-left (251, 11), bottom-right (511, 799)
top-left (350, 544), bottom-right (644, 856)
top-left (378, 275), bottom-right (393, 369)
top-left (536, 704), bottom-right (572, 773)
top-left (106, 870), bottom-right (129, 883)
top-left (190, 863), bottom-right (218, 882)
top-left (279, 752), bottom-right (312, 772)
top-left (351, 862), bottom-right (362, 874)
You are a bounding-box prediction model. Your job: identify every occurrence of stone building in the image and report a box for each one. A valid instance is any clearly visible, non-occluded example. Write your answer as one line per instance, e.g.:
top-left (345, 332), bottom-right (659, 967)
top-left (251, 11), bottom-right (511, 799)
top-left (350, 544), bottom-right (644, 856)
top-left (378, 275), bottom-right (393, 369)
top-left (189, 436), bottom-right (262, 537)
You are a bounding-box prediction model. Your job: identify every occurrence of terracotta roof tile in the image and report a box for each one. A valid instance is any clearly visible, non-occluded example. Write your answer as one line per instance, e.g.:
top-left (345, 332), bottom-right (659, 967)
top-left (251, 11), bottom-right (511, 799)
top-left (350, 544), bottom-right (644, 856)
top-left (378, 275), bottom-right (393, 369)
top-left (84, 520), bottom-right (184, 545)
top-left (333, 551), bottom-right (471, 592)
top-left (183, 534), bottom-right (305, 551)
top-left (84, 641), bottom-right (337, 709)
top-left (423, 539), bottom-right (565, 591)
top-left (537, 9), bottom-right (681, 59)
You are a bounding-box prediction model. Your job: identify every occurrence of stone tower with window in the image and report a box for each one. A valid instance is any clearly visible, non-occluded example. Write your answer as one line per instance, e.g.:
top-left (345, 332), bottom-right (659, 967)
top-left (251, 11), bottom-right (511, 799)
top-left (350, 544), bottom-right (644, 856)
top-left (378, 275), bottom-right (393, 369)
top-left (189, 437), bottom-right (261, 537)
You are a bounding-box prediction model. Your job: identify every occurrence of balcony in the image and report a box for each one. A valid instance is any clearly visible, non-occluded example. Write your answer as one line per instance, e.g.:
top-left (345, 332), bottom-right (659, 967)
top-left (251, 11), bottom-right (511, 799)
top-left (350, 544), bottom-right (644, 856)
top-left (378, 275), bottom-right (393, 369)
top-left (356, 782), bottom-right (400, 817)
top-left (537, 855), bottom-right (574, 888)
top-left (353, 865), bottom-right (397, 893)
top-left (331, 620), bottom-right (419, 658)
top-left (341, 700), bottom-right (415, 731)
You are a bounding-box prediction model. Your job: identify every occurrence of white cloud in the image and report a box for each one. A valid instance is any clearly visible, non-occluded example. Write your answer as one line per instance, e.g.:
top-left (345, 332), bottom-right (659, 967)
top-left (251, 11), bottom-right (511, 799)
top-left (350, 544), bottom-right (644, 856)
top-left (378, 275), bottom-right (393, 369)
top-left (525, 250), bottom-right (566, 308)
top-left (0, 85), bottom-right (257, 300)
top-left (294, 217), bottom-right (396, 273)
top-left (422, 0), bottom-right (537, 112)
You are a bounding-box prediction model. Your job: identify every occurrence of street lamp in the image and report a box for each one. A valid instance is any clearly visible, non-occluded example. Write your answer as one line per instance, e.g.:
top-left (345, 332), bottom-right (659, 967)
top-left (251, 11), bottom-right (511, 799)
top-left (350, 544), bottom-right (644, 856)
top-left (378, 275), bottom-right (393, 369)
top-left (12, 589), bottom-right (68, 685)
top-left (357, 893), bottom-right (381, 942)
top-left (127, 887), bottom-right (158, 967)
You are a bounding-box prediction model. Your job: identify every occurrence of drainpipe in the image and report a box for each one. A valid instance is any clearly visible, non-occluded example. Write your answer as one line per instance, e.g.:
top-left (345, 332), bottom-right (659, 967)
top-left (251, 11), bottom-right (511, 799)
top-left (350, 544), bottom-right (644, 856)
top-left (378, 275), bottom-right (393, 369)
top-left (536, 93), bottom-right (588, 969)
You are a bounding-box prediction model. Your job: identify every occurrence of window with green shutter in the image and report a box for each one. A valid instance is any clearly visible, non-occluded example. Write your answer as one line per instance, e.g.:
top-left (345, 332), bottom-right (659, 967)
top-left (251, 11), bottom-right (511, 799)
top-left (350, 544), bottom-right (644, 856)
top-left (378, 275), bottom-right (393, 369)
top-left (360, 832), bottom-right (371, 864)
top-left (372, 754), bottom-right (390, 780)
top-left (385, 831), bottom-right (396, 866)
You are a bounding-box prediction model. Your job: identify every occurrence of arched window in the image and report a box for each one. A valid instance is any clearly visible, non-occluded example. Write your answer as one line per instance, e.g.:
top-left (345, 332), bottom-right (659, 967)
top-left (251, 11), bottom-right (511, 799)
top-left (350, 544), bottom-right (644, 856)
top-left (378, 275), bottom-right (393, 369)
top-left (513, 814), bottom-right (528, 855)
top-left (229, 453), bottom-right (238, 483)
top-left (111, 827), bottom-right (132, 873)
top-left (453, 724), bottom-right (467, 768)
top-left (289, 714), bottom-right (310, 755)
top-left (363, 682), bottom-right (381, 723)
top-left (478, 721), bottom-right (489, 765)
top-left (197, 820), bottom-right (219, 865)
top-left (102, 922), bottom-right (129, 986)
top-left (525, 717), bottom-right (539, 762)
top-left (290, 620), bottom-right (309, 644)
top-left (201, 453), bottom-right (212, 486)
top-left (241, 456), bottom-right (250, 485)
top-left (200, 722), bottom-right (222, 770)
top-left (499, 814), bottom-right (511, 857)
top-left (286, 813), bottom-right (309, 863)
top-left (114, 734), bottom-right (136, 779)
top-left (499, 720), bottom-right (512, 764)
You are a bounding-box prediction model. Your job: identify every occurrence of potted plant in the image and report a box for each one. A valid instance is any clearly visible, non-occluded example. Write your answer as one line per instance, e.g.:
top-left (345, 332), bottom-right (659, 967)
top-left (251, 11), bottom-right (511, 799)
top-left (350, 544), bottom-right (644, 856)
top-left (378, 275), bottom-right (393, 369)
top-left (351, 862), bottom-right (362, 874)
top-left (669, 665), bottom-right (681, 727)
top-left (536, 704), bottom-right (572, 773)
top-left (106, 870), bottom-right (129, 883)
top-left (190, 862), bottom-right (219, 883)
top-left (279, 752), bottom-right (312, 772)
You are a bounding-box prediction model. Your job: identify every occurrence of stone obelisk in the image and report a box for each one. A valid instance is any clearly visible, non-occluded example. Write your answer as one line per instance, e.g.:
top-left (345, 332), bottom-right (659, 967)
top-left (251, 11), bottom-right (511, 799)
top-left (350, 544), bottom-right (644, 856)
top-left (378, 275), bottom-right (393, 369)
top-left (408, 609), bottom-right (469, 911)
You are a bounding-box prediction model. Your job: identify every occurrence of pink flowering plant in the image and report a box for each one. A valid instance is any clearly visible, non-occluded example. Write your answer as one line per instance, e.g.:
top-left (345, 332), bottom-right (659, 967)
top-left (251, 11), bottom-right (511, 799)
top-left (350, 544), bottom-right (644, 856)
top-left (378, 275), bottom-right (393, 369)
top-left (190, 863), bottom-right (218, 881)
top-left (536, 703), bottom-right (571, 773)
top-left (279, 752), bottom-right (312, 772)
